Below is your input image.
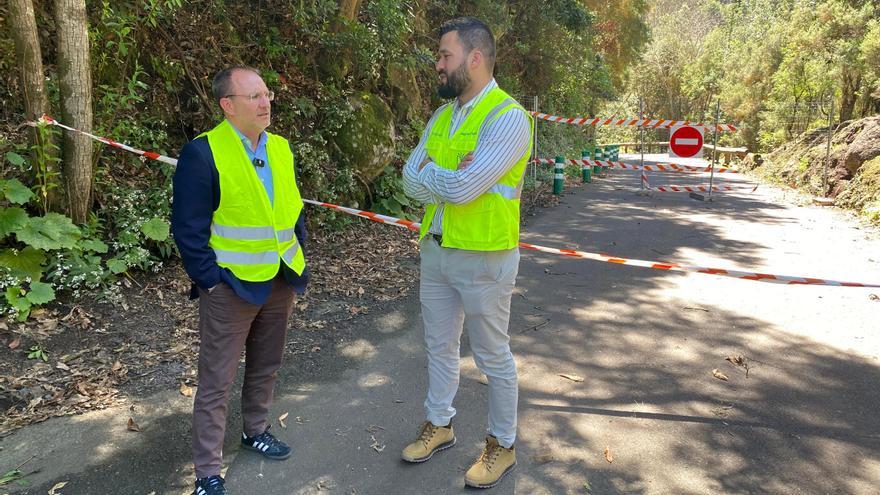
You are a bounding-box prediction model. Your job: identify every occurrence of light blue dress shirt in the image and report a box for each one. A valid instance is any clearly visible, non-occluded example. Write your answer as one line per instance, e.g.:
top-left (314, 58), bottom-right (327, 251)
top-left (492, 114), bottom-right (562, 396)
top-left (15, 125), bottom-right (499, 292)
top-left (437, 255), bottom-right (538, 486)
top-left (231, 123), bottom-right (273, 206)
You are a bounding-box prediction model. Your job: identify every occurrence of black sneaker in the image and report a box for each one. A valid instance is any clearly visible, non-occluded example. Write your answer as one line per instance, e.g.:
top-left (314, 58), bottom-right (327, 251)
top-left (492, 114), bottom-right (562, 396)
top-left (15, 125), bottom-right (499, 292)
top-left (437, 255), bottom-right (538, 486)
top-left (241, 425), bottom-right (292, 460)
top-left (193, 475), bottom-right (227, 495)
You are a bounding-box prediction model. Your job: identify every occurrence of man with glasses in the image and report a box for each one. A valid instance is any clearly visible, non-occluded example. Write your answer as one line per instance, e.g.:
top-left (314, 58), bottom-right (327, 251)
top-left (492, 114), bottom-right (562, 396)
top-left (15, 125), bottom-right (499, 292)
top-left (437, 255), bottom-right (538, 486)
top-left (171, 66), bottom-right (309, 495)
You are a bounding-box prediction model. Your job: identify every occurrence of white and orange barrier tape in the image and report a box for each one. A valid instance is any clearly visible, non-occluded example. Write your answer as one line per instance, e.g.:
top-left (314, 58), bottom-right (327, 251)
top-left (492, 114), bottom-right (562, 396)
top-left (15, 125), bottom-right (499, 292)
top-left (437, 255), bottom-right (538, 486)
top-left (532, 158), bottom-right (608, 168)
top-left (530, 112), bottom-right (738, 133)
top-left (639, 172), bottom-right (755, 194)
top-left (605, 161), bottom-right (741, 174)
top-left (649, 184), bottom-right (758, 193)
top-left (532, 158), bottom-right (741, 174)
top-left (305, 199), bottom-right (877, 288)
top-left (31, 116), bottom-right (880, 288)
top-left (302, 199), bottom-right (419, 232)
top-left (39, 115), bottom-right (178, 166)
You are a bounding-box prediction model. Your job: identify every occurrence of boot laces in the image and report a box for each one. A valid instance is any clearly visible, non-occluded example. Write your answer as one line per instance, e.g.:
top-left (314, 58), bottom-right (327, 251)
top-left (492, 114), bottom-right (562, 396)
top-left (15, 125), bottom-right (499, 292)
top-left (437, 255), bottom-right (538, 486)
top-left (417, 421), bottom-right (436, 446)
top-left (478, 440), bottom-right (503, 469)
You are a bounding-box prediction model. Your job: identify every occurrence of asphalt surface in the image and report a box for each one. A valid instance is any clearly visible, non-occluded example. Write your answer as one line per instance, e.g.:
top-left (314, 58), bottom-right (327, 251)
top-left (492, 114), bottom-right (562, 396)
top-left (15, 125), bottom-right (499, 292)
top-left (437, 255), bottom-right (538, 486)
top-left (3, 153), bottom-right (880, 494)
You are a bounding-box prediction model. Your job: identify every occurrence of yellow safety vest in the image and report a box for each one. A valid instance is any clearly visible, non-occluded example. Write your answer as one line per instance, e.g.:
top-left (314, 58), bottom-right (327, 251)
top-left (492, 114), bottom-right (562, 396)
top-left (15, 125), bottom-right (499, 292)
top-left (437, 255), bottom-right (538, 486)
top-left (419, 87), bottom-right (533, 251)
top-left (201, 119), bottom-right (306, 281)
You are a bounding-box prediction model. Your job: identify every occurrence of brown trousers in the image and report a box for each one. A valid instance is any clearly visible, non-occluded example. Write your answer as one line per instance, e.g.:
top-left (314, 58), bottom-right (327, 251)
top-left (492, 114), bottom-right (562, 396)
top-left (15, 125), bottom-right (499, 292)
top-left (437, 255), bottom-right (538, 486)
top-left (192, 276), bottom-right (295, 479)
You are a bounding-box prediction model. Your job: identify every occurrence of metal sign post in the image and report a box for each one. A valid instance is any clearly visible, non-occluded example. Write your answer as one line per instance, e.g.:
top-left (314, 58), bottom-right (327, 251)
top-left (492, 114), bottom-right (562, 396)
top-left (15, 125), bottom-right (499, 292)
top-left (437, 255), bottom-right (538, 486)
top-left (639, 97), bottom-right (646, 192)
top-left (706, 100), bottom-right (721, 202)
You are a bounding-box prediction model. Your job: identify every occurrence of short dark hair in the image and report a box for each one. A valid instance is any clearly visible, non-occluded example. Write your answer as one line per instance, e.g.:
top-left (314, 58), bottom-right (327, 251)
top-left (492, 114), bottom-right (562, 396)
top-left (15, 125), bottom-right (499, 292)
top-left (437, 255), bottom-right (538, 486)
top-left (438, 17), bottom-right (496, 71)
top-left (212, 65), bottom-right (259, 103)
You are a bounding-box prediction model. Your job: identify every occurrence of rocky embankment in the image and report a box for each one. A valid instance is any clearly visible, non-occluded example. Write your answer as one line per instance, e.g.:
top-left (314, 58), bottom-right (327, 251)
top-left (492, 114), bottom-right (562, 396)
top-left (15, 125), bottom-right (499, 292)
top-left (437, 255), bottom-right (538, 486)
top-left (743, 116), bottom-right (880, 222)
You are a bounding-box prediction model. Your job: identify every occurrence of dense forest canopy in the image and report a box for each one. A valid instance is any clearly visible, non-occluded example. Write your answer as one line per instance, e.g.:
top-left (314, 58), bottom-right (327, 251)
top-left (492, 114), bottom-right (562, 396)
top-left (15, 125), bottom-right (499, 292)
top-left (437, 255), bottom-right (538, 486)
top-left (1, 0), bottom-right (878, 320)
top-left (630, 0), bottom-right (879, 149)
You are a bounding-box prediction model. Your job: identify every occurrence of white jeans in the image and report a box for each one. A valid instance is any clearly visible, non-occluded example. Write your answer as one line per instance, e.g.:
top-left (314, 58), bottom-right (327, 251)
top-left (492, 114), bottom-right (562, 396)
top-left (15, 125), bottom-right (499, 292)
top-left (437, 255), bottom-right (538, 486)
top-left (419, 236), bottom-right (520, 448)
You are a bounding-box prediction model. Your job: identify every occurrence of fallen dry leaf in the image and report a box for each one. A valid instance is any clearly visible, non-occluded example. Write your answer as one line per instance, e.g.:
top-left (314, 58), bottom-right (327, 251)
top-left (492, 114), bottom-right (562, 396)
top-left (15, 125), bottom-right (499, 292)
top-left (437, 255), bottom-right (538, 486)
top-left (278, 412), bottom-right (289, 429)
top-left (75, 381), bottom-right (90, 396)
top-left (725, 355), bottom-right (744, 366)
top-left (869, 293), bottom-right (879, 301)
top-left (370, 434), bottom-right (385, 453)
top-left (179, 383), bottom-right (194, 397)
top-left (8, 337), bottom-right (20, 350)
top-left (168, 343), bottom-right (187, 354)
top-left (127, 417), bottom-right (141, 432)
top-left (559, 373), bottom-right (584, 382)
top-left (48, 481), bottom-right (68, 494)
top-left (604, 447), bottom-right (613, 463)
top-left (111, 361), bottom-right (123, 372)
top-left (712, 369), bottom-right (729, 381)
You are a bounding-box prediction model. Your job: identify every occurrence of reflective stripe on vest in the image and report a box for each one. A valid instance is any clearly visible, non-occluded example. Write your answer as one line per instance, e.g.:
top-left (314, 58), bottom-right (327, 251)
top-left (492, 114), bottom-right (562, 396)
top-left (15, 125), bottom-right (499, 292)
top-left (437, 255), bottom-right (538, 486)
top-left (419, 88), bottom-right (534, 251)
top-left (486, 182), bottom-right (523, 200)
top-left (202, 119), bottom-right (306, 281)
top-left (211, 223), bottom-right (275, 240)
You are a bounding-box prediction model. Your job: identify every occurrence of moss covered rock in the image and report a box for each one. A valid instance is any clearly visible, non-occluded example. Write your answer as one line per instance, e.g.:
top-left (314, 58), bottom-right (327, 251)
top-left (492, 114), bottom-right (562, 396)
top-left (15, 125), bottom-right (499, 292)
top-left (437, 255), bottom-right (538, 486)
top-left (333, 92), bottom-right (396, 182)
top-left (387, 62), bottom-right (426, 122)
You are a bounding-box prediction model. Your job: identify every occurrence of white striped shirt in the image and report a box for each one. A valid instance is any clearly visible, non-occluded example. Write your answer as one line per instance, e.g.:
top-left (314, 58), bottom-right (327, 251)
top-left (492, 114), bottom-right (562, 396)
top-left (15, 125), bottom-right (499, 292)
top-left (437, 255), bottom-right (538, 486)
top-left (402, 79), bottom-right (531, 234)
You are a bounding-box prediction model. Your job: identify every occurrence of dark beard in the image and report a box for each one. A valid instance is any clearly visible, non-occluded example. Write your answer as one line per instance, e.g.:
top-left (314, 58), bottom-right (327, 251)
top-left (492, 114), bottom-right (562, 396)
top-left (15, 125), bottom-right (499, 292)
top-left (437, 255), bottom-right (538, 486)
top-left (437, 63), bottom-right (470, 99)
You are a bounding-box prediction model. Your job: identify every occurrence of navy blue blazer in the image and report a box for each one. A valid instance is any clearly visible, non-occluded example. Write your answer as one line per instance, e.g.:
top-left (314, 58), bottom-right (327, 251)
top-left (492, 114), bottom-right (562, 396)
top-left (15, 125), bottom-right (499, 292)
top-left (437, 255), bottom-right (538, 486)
top-left (170, 135), bottom-right (310, 305)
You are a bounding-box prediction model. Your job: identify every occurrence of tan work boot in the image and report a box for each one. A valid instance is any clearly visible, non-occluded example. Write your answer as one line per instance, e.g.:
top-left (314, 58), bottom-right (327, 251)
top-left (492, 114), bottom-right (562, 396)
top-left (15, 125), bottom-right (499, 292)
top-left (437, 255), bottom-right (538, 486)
top-left (401, 421), bottom-right (456, 463)
top-left (464, 435), bottom-right (516, 488)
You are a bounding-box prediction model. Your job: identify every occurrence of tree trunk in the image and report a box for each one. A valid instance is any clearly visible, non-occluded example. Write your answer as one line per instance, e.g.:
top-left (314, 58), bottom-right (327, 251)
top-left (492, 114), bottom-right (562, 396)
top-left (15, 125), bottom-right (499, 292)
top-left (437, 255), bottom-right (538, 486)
top-left (9, 0), bottom-right (49, 143)
top-left (337, 0), bottom-right (363, 21)
top-left (839, 70), bottom-right (860, 123)
top-left (840, 69), bottom-right (862, 122)
top-left (9, 0), bottom-right (60, 211)
top-left (54, 0), bottom-right (93, 224)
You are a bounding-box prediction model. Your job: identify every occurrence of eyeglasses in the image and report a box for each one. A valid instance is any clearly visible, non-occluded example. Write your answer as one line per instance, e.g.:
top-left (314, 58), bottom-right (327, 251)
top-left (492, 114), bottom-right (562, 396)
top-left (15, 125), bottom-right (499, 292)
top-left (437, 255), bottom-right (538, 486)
top-left (223, 91), bottom-right (275, 102)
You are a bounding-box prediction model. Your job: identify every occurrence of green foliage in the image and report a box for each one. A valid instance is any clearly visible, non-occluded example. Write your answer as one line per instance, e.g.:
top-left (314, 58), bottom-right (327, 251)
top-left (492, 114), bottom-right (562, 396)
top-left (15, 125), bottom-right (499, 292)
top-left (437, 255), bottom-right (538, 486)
top-left (14, 213), bottom-right (81, 250)
top-left (0, 247), bottom-right (46, 280)
top-left (0, 207), bottom-right (28, 237)
top-left (4, 151), bottom-right (25, 167)
top-left (106, 258), bottom-right (129, 274)
top-left (26, 343), bottom-right (49, 362)
top-left (0, 0), bottom-right (659, 320)
top-left (4, 280), bottom-right (55, 322)
top-left (1, 179), bottom-right (34, 205)
top-left (26, 282), bottom-right (55, 305)
top-left (0, 165), bottom-right (172, 321)
top-left (0, 469), bottom-right (26, 487)
top-left (634, 0), bottom-right (879, 152)
top-left (140, 217), bottom-right (170, 241)
top-left (28, 123), bottom-right (63, 214)
top-left (371, 165), bottom-right (414, 220)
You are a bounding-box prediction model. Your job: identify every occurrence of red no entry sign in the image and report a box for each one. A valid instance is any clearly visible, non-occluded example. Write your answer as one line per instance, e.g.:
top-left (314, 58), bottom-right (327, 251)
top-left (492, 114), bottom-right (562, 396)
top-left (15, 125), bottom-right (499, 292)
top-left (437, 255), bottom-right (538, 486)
top-left (669, 125), bottom-right (704, 158)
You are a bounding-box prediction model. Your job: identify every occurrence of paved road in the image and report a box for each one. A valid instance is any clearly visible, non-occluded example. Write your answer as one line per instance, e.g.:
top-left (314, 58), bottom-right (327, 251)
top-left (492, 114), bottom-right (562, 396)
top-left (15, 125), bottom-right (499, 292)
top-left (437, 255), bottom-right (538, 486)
top-left (4, 154), bottom-right (880, 494)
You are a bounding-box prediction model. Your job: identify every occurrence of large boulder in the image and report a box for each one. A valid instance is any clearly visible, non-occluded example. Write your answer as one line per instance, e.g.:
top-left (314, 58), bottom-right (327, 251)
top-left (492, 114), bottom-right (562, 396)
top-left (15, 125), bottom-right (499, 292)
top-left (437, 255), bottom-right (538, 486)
top-left (387, 62), bottom-right (426, 123)
top-left (333, 92), bottom-right (396, 181)
top-left (843, 117), bottom-right (880, 174)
